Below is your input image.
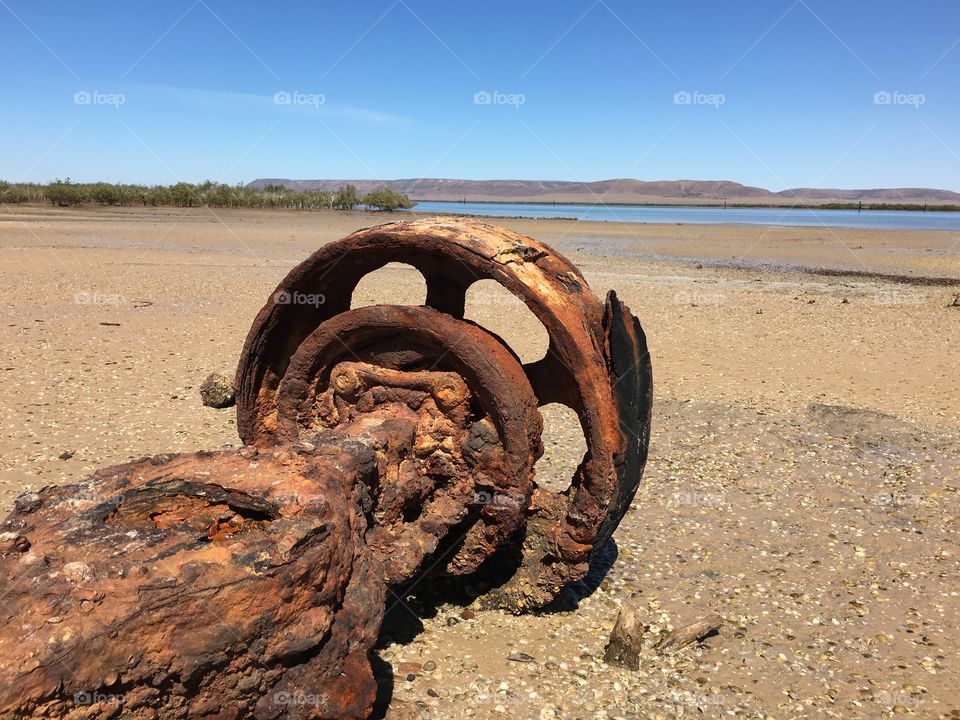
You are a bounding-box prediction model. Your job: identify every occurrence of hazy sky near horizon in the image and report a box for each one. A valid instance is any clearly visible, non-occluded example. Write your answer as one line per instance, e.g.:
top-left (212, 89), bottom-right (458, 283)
top-left (1, 0), bottom-right (958, 191)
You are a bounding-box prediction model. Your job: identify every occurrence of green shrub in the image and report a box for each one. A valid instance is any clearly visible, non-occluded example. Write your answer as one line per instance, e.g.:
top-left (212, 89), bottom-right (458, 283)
top-left (363, 187), bottom-right (414, 211)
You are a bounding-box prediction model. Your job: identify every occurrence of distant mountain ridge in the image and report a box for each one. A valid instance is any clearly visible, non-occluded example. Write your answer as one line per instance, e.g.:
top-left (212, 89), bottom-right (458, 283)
top-left (246, 178), bottom-right (960, 205)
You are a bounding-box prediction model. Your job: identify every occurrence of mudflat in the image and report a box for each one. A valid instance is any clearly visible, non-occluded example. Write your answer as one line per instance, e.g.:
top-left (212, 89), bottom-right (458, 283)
top-left (1, 205), bottom-right (958, 719)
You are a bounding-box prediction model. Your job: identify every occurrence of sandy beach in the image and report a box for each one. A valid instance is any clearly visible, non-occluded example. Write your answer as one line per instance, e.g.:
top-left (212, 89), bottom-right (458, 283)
top-left (1, 205), bottom-right (958, 719)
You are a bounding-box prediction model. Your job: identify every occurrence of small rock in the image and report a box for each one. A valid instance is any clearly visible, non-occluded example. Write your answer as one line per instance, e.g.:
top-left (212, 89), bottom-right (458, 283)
top-left (460, 609), bottom-right (476, 620)
top-left (0, 532), bottom-right (30, 554)
top-left (62, 561), bottom-right (94, 584)
top-left (14, 492), bottom-right (42, 514)
top-left (397, 661), bottom-right (422, 676)
top-left (58, 451), bottom-right (74, 461)
top-left (446, 616), bottom-right (460, 626)
top-left (200, 373), bottom-right (236, 409)
top-left (507, 652), bottom-right (535, 663)
top-left (422, 660), bottom-right (437, 672)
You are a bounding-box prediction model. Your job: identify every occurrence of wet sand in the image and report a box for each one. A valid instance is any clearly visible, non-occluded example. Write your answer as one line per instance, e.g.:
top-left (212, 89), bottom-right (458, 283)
top-left (1, 205), bottom-right (958, 718)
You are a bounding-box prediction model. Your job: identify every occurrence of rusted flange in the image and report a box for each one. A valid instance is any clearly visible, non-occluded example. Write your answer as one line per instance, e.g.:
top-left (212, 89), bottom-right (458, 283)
top-left (276, 304), bottom-right (543, 581)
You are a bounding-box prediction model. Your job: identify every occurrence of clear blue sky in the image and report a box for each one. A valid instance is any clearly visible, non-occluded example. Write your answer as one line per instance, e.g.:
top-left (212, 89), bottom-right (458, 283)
top-left (1, 0), bottom-right (958, 190)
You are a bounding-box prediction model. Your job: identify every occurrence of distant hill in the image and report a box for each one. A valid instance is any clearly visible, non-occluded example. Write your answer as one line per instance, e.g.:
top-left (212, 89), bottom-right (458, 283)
top-left (247, 178), bottom-right (960, 206)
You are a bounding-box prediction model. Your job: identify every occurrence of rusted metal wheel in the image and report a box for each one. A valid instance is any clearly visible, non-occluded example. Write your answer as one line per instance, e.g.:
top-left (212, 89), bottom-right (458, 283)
top-left (236, 217), bottom-right (653, 610)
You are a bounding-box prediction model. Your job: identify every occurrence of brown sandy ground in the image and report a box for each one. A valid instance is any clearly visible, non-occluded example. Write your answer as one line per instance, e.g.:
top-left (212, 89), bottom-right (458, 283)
top-left (0, 206), bottom-right (958, 719)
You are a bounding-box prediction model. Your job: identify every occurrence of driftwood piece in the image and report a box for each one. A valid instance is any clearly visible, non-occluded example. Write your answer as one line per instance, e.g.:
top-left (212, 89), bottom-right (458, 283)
top-left (655, 615), bottom-right (725, 652)
top-left (603, 605), bottom-right (645, 670)
top-left (605, 608), bottom-right (724, 669)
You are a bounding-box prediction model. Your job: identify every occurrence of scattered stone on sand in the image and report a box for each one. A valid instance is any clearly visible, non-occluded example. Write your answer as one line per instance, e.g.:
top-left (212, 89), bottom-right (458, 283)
top-left (199, 372), bottom-right (236, 408)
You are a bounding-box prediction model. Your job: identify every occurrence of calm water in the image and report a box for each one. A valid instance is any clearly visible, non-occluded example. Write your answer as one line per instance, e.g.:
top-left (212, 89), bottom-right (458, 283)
top-left (412, 201), bottom-right (960, 232)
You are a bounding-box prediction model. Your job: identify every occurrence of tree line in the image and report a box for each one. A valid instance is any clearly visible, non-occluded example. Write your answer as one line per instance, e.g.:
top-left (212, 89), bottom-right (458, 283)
top-left (0, 180), bottom-right (415, 212)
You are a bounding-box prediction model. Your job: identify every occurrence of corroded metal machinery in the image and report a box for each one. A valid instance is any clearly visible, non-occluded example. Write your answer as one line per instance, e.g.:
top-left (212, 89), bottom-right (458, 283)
top-left (0, 218), bottom-right (652, 720)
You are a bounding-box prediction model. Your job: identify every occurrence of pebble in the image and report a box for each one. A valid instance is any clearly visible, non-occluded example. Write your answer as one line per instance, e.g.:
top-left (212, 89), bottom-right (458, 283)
top-left (507, 652), bottom-right (535, 663)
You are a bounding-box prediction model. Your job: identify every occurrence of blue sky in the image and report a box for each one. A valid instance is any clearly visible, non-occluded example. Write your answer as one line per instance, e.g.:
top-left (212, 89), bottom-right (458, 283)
top-left (1, 0), bottom-right (958, 190)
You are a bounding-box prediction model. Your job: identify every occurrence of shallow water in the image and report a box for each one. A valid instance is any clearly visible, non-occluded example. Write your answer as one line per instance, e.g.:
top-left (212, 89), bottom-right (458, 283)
top-left (412, 201), bottom-right (960, 231)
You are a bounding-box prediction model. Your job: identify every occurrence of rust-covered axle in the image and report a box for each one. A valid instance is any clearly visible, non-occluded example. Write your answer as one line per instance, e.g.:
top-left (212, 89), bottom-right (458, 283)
top-left (0, 218), bottom-right (652, 719)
